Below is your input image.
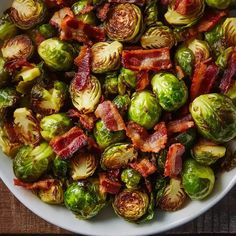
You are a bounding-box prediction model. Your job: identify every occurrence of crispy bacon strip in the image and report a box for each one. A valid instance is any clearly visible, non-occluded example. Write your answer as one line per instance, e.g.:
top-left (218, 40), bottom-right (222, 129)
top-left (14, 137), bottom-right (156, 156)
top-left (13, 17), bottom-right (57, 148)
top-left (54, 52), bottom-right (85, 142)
top-left (164, 143), bottom-right (185, 178)
top-left (50, 126), bottom-right (88, 159)
top-left (96, 3), bottom-right (110, 22)
top-left (95, 101), bottom-right (126, 131)
top-left (136, 70), bottom-right (150, 91)
top-left (99, 172), bottom-right (121, 194)
top-left (130, 159), bottom-right (157, 178)
top-left (122, 48), bottom-right (172, 71)
top-left (126, 122), bottom-right (167, 153)
top-left (50, 7), bottom-right (74, 28)
top-left (108, 0), bottom-right (145, 6)
top-left (14, 179), bottom-right (57, 190)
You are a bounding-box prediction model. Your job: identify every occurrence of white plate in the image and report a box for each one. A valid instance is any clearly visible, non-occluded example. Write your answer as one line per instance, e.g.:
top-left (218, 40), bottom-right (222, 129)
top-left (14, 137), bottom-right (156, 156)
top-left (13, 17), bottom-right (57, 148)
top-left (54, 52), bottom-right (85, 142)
top-left (0, 2), bottom-right (236, 235)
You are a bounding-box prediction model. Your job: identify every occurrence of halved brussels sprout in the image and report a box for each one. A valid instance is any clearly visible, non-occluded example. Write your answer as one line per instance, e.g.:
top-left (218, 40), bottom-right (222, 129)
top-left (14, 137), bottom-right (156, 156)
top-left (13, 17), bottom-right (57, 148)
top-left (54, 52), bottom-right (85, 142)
top-left (40, 113), bottom-right (72, 141)
top-left (105, 3), bottom-right (143, 42)
top-left (151, 73), bottom-right (188, 111)
top-left (70, 152), bottom-right (97, 180)
top-left (221, 139), bottom-right (236, 171)
top-left (0, 57), bottom-right (9, 88)
top-left (9, 0), bottom-right (47, 30)
top-left (91, 41), bottom-right (123, 74)
top-left (101, 143), bottom-right (138, 170)
top-left (128, 90), bottom-right (162, 129)
top-left (159, 178), bottom-right (186, 211)
top-left (113, 94), bottom-right (131, 115)
top-left (156, 150), bottom-right (167, 174)
top-left (155, 176), bottom-right (167, 204)
top-left (38, 24), bottom-right (57, 39)
top-left (31, 80), bottom-right (68, 115)
top-left (118, 68), bottom-right (136, 89)
top-left (216, 47), bottom-right (234, 70)
top-left (64, 179), bottom-right (106, 219)
top-left (205, 0), bottom-right (231, 9)
top-left (144, 0), bottom-right (158, 27)
top-left (113, 188), bottom-right (149, 222)
top-left (182, 158), bottom-right (215, 200)
top-left (38, 38), bottom-right (74, 71)
top-left (13, 142), bottom-right (55, 182)
top-left (1, 34), bottom-right (34, 61)
top-left (225, 80), bottom-right (236, 106)
top-left (93, 120), bottom-right (125, 149)
top-left (121, 168), bottom-right (142, 189)
top-left (70, 75), bottom-right (101, 114)
top-left (191, 139), bottom-right (226, 165)
top-left (0, 87), bottom-right (19, 112)
top-left (190, 93), bottom-right (236, 143)
top-left (141, 26), bottom-right (175, 49)
top-left (0, 15), bottom-right (18, 42)
top-left (103, 72), bottom-right (119, 96)
top-left (174, 128), bottom-right (197, 150)
top-left (53, 156), bottom-right (68, 178)
top-left (38, 181), bottom-right (64, 204)
top-left (222, 18), bottom-right (236, 47)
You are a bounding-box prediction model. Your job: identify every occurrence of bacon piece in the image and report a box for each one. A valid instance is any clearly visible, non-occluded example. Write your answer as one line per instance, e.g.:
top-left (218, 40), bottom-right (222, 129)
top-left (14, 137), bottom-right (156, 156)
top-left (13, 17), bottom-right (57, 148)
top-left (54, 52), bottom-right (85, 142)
top-left (96, 3), bottom-right (110, 22)
top-left (122, 48), bottom-right (172, 71)
top-left (4, 59), bottom-right (33, 74)
top-left (130, 159), bottom-right (157, 177)
top-left (164, 143), bottom-right (185, 178)
top-left (80, 5), bottom-right (94, 14)
top-left (95, 101), bottom-right (126, 131)
top-left (174, 0), bottom-right (197, 15)
top-left (108, 0), bottom-right (145, 6)
top-left (160, 0), bottom-right (171, 6)
top-left (43, 0), bottom-right (76, 8)
top-left (50, 126), bottom-right (88, 159)
top-left (136, 70), bottom-right (150, 91)
top-left (99, 172), bottom-right (121, 194)
top-left (126, 122), bottom-right (167, 153)
top-left (14, 179), bottom-right (57, 190)
top-left (175, 65), bottom-right (185, 80)
top-left (50, 7), bottom-right (74, 28)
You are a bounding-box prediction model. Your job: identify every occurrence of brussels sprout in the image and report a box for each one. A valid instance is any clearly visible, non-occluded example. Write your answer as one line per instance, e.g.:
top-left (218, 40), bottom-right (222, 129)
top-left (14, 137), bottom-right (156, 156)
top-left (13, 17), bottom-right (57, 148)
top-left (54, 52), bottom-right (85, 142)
top-left (31, 80), bottom-right (68, 115)
top-left (144, 0), bottom-right (158, 27)
top-left (101, 143), bottom-right (138, 170)
top-left (221, 139), bottom-right (236, 171)
top-left (141, 26), bottom-right (175, 49)
top-left (91, 41), bottom-right (123, 74)
top-left (113, 94), bottom-right (131, 115)
top-left (1, 35), bottom-right (34, 61)
top-left (155, 176), bottom-right (167, 204)
top-left (0, 87), bottom-right (19, 112)
top-left (121, 168), bottom-right (142, 189)
top-left (165, 0), bottom-right (205, 27)
top-left (64, 180), bottom-right (106, 219)
top-left (159, 178), bottom-right (187, 211)
top-left (9, 0), bottom-right (47, 30)
top-left (40, 113), bottom-right (72, 141)
top-left (38, 181), bottom-right (64, 204)
top-left (72, 1), bottom-right (97, 25)
top-left (156, 149), bottom-right (167, 174)
top-left (182, 158), bottom-right (215, 200)
top-left (191, 140), bottom-right (226, 165)
top-left (0, 15), bottom-right (18, 42)
top-left (52, 156), bottom-right (68, 178)
top-left (70, 152), bottom-right (97, 180)
top-left (14, 108), bottom-right (41, 146)
top-left (113, 188), bottom-right (149, 222)
top-left (118, 68), bottom-right (136, 89)
top-left (151, 73), bottom-right (188, 112)
top-left (93, 120), bottom-right (125, 149)
top-left (13, 142), bottom-right (55, 182)
top-left (216, 47), bottom-right (234, 70)
top-left (103, 72), bottom-right (119, 96)
top-left (70, 75), bottom-right (101, 114)
top-left (128, 90), bottom-right (161, 129)
top-left (222, 18), bottom-right (236, 47)
top-left (174, 128), bottom-right (197, 150)
top-left (38, 24), bottom-right (57, 39)
top-left (190, 93), bottom-right (236, 143)
top-left (225, 80), bottom-right (236, 106)
top-left (105, 3), bottom-right (143, 43)
top-left (38, 38), bottom-right (74, 71)
top-left (205, 0), bottom-right (230, 9)
top-left (0, 57), bottom-right (9, 88)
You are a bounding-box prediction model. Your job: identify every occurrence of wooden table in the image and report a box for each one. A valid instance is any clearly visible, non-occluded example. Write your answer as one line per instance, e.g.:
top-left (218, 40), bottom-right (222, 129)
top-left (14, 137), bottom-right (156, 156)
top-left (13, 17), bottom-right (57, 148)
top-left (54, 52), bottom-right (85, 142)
top-left (0, 180), bottom-right (235, 235)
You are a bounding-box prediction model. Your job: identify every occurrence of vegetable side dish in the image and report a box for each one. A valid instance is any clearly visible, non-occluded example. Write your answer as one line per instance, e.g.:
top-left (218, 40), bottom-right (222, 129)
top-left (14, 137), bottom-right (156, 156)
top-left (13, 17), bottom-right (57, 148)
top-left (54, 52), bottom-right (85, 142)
top-left (0, 0), bottom-right (236, 223)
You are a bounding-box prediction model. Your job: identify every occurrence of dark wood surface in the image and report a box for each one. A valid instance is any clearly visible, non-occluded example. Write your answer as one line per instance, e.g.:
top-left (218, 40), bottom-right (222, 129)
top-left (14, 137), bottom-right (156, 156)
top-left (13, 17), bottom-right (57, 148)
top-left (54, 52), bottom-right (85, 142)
top-left (0, 180), bottom-right (235, 235)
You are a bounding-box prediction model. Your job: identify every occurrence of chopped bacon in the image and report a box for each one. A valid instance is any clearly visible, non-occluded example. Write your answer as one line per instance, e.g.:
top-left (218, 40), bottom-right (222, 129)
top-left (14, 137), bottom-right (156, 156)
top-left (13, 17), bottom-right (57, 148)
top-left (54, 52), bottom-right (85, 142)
top-left (96, 3), bottom-right (110, 22)
top-left (175, 65), bottom-right (185, 80)
top-left (174, 0), bottom-right (197, 15)
top-left (80, 5), bottom-right (94, 14)
top-left (4, 59), bottom-right (33, 74)
top-left (130, 159), bottom-right (157, 177)
top-left (99, 172), bottom-right (121, 194)
top-left (50, 126), bottom-right (88, 159)
top-left (43, 0), bottom-right (76, 8)
top-left (164, 143), bottom-right (185, 178)
top-left (14, 179), bottom-right (57, 190)
top-left (122, 48), bottom-right (172, 71)
top-left (136, 70), bottom-right (150, 91)
top-left (219, 49), bottom-right (236, 93)
top-left (108, 0), bottom-right (145, 6)
top-left (95, 101), bottom-right (126, 131)
top-left (126, 122), bottom-right (167, 153)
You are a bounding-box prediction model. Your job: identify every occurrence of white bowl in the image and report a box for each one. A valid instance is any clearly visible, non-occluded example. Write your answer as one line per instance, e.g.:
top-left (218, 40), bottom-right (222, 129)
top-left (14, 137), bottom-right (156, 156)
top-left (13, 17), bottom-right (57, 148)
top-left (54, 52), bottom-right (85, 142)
top-left (0, 2), bottom-right (236, 235)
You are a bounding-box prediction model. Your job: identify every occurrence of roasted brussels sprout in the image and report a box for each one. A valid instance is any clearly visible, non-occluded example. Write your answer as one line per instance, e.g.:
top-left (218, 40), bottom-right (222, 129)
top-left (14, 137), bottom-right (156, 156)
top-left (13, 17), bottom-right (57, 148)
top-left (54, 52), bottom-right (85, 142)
top-left (128, 90), bottom-right (161, 129)
top-left (91, 41), bottom-right (123, 74)
top-left (103, 72), bottom-right (119, 96)
top-left (113, 94), bottom-right (131, 115)
top-left (40, 113), bottom-right (72, 141)
top-left (216, 47), bottom-right (233, 70)
top-left (205, 0), bottom-right (231, 9)
top-left (113, 188), bottom-right (149, 222)
top-left (191, 139), bottom-right (226, 165)
top-left (0, 87), bottom-right (19, 112)
top-left (64, 180), bottom-right (106, 219)
top-left (141, 26), bottom-right (175, 49)
top-left (190, 94), bottom-right (236, 143)
top-left (1, 35), bottom-right (34, 61)
top-left (13, 142), bottom-right (55, 182)
top-left (9, 0), bottom-right (47, 30)
top-left (0, 15), bottom-right (18, 42)
top-left (221, 139), bottom-right (236, 171)
top-left (151, 73), bottom-right (188, 111)
top-left (144, 0), bottom-right (158, 27)
top-left (182, 158), bottom-right (215, 200)
top-left (156, 150), bottom-right (167, 174)
top-left (225, 80), bottom-right (236, 106)
top-left (93, 120), bottom-right (125, 149)
top-left (222, 18), bottom-right (236, 47)
top-left (101, 143), bottom-right (138, 170)
top-left (31, 80), bottom-right (68, 115)
top-left (105, 3), bottom-right (143, 43)
top-left (174, 128), bottom-right (197, 150)
top-left (70, 152), bottom-right (97, 180)
top-left (38, 38), bottom-right (74, 71)
top-left (52, 156), bottom-right (68, 178)
top-left (159, 178), bottom-right (186, 211)
top-left (155, 176), bottom-right (168, 204)
top-left (0, 57), bottom-right (9, 88)
top-left (38, 181), bottom-right (64, 204)
top-left (118, 68), bottom-right (136, 89)
top-left (121, 168), bottom-right (142, 189)
top-left (38, 24), bottom-right (57, 39)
